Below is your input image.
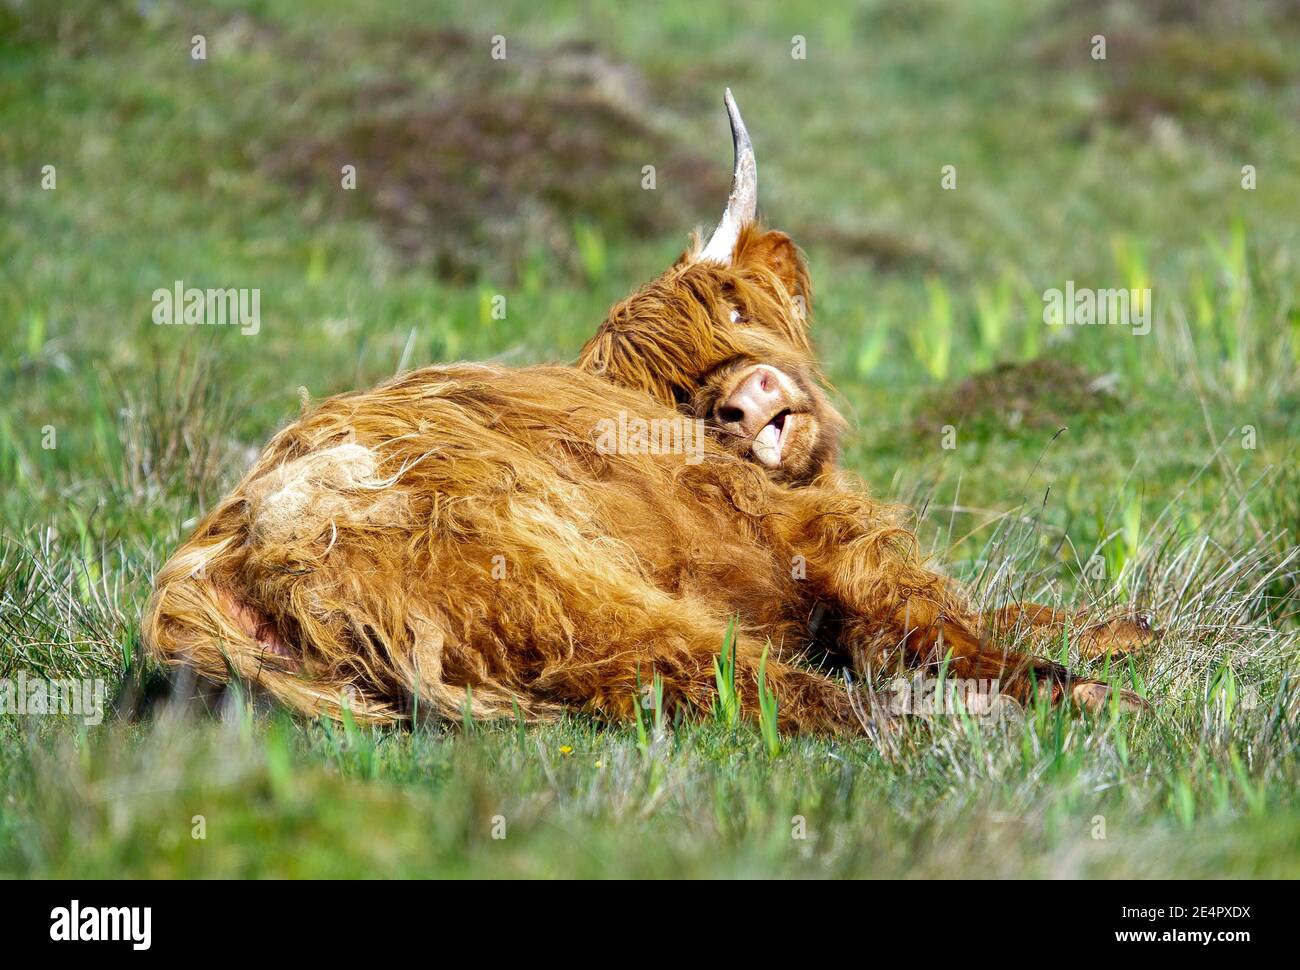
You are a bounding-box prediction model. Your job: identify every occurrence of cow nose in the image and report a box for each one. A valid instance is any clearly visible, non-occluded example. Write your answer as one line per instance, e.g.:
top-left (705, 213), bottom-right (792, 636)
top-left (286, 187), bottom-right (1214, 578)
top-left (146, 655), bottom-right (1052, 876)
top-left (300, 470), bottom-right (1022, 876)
top-left (715, 366), bottom-right (784, 433)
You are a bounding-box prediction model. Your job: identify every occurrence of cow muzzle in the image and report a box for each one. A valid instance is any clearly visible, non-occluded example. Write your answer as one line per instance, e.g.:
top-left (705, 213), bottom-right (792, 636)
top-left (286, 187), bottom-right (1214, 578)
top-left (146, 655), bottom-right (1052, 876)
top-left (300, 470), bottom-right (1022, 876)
top-left (713, 364), bottom-right (809, 469)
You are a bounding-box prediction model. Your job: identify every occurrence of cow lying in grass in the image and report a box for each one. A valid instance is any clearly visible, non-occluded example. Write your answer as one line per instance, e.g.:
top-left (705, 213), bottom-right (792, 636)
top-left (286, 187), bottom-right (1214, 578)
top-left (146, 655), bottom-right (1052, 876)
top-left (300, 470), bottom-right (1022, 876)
top-left (144, 92), bottom-right (1151, 732)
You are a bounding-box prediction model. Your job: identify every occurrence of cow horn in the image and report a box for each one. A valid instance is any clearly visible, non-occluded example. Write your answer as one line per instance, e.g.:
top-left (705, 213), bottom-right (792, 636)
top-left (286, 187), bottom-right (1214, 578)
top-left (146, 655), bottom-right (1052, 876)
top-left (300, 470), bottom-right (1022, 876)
top-left (698, 88), bottom-right (757, 264)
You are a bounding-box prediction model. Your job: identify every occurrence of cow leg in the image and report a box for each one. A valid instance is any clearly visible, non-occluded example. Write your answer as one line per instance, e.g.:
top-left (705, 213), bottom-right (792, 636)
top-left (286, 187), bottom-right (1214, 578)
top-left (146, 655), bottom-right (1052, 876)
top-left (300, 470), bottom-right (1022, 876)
top-left (838, 595), bottom-right (1128, 710)
top-left (771, 492), bottom-right (1147, 713)
top-left (982, 604), bottom-right (1159, 659)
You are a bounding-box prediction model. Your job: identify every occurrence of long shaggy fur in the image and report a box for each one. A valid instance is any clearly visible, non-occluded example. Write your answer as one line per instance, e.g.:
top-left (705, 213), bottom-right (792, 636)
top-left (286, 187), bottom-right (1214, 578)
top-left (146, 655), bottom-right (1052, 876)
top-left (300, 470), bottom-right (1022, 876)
top-left (145, 224), bottom-right (1140, 732)
top-left (578, 226), bottom-right (818, 411)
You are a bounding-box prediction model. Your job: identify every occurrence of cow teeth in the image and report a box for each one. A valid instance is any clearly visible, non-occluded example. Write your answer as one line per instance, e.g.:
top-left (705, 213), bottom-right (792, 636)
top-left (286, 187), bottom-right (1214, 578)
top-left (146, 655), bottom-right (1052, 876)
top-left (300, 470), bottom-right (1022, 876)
top-left (752, 422), bottom-right (782, 467)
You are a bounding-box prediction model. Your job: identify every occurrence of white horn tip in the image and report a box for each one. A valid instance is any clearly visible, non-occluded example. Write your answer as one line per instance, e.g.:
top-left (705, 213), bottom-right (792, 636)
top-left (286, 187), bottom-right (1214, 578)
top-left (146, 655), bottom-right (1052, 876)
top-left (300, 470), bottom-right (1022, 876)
top-left (698, 87), bottom-right (758, 264)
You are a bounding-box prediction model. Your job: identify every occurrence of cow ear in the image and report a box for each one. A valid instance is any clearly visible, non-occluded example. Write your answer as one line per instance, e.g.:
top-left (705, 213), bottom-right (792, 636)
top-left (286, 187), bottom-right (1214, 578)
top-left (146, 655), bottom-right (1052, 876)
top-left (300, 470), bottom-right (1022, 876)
top-left (731, 227), bottom-right (812, 321)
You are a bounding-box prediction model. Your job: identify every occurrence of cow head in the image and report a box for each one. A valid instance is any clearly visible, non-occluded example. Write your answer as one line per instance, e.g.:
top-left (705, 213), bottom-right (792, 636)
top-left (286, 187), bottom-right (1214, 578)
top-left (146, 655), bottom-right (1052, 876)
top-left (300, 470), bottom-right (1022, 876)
top-left (577, 90), bottom-right (845, 485)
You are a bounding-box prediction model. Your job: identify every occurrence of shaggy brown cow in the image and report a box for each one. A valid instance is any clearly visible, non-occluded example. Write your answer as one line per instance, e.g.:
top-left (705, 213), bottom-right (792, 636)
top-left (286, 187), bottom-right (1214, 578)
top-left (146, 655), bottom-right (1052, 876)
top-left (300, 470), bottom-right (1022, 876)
top-left (143, 92), bottom-right (1147, 732)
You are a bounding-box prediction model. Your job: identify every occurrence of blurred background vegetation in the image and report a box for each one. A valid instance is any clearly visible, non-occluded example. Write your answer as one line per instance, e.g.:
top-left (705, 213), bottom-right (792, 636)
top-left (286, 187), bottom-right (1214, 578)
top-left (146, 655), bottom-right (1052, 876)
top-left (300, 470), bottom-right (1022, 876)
top-left (0, 0), bottom-right (1297, 877)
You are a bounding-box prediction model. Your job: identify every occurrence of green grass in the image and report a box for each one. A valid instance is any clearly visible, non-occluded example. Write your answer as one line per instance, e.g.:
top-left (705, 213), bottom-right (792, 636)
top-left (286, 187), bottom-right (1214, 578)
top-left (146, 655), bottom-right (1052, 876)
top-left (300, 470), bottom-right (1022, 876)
top-left (1, 0), bottom-right (1298, 877)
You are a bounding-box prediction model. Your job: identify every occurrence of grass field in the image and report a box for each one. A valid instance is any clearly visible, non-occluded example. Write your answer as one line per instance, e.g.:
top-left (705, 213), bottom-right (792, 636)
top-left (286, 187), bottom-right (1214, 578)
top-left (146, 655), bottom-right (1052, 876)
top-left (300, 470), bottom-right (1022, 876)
top-left (1, 0), bottom-right (1298, 877)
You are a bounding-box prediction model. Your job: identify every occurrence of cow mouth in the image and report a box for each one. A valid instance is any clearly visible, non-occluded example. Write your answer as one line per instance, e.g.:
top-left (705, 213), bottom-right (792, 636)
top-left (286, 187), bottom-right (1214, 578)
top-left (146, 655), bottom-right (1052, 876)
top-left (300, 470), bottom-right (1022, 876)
top-left (752, 409), bottom-right (795, 468)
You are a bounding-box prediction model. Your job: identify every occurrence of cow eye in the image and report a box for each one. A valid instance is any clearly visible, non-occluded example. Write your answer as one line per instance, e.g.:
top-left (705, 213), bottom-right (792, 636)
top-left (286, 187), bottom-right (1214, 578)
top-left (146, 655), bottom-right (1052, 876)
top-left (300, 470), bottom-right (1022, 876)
top-left (729, 309), bottom-right (742, 323)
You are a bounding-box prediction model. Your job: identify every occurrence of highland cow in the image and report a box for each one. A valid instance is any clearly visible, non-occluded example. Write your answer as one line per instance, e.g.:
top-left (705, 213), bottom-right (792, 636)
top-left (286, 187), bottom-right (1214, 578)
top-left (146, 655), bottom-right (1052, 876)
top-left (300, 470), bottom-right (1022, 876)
top-left (144, 92), bottom-right (1149, 733)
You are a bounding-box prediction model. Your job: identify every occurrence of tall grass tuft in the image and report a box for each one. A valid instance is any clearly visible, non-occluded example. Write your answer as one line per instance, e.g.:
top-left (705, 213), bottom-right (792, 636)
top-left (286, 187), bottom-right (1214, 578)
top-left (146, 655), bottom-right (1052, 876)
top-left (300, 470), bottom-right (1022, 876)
top-left (756, 644), bottom-right (781, 758)
top-left (0, 527), bottom-right (139, 682)
top-left (103, 346), bottom-right (239, 508)
top-left (712, 617), bottom-right (740, 728)
top-left (908, 277), bottom-right (954, 381)
top-left (634, 666), bottom-right (665, 758)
